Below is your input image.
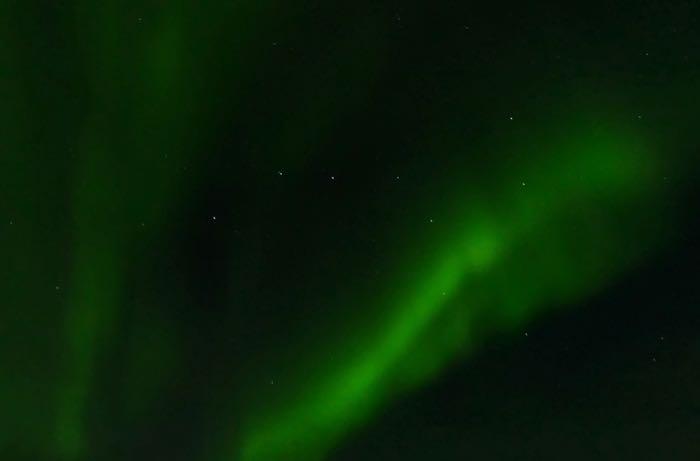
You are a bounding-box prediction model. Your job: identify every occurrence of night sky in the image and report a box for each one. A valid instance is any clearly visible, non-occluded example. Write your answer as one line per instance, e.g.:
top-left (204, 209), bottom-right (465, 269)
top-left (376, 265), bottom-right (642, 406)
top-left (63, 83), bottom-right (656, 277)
top-left (3, 1), bottom-right (700, 460)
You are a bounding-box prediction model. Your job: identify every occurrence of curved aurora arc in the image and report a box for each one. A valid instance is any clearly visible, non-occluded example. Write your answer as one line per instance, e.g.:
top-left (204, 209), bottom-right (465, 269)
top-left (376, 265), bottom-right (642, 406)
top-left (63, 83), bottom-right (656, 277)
top-left (236, 122), bottom-right (671, 461)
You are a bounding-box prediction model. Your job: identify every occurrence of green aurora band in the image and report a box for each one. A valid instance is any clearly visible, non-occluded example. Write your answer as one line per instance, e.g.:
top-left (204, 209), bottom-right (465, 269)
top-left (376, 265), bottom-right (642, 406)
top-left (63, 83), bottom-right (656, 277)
top-left (3, 3), bottom-right (696, 461)
top-left (237, 122), bottom-right (673, 460)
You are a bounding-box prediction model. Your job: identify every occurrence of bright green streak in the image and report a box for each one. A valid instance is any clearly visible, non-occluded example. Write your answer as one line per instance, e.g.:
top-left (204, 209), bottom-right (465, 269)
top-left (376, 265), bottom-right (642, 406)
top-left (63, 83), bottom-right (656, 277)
top-left (239, 123), bottom-right (666, 460)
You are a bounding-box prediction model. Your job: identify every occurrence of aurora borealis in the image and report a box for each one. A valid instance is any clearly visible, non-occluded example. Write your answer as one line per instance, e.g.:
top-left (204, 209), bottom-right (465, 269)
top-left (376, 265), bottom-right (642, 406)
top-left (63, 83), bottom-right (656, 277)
top-left (3, 1), bottom-right (700, 460)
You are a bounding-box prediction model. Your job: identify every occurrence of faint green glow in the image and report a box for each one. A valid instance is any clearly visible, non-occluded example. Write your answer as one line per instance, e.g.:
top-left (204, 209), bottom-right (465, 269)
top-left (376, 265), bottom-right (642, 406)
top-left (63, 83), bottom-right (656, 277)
top-left (238, 124), bottom-right (665, 461)
top-left (53, 4), bottom-right (193, 456)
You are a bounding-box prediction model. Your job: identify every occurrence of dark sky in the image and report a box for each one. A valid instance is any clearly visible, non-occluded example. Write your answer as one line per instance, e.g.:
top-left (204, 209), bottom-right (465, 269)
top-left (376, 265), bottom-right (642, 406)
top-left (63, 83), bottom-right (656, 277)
top-left (2, 1), bottom-right (700, 460)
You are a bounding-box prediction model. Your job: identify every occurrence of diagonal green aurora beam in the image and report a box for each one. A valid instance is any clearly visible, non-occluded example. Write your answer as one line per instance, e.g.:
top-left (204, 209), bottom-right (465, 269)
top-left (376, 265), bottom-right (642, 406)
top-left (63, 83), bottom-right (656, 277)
top-left (236, 119), bottom-right (674, 461)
